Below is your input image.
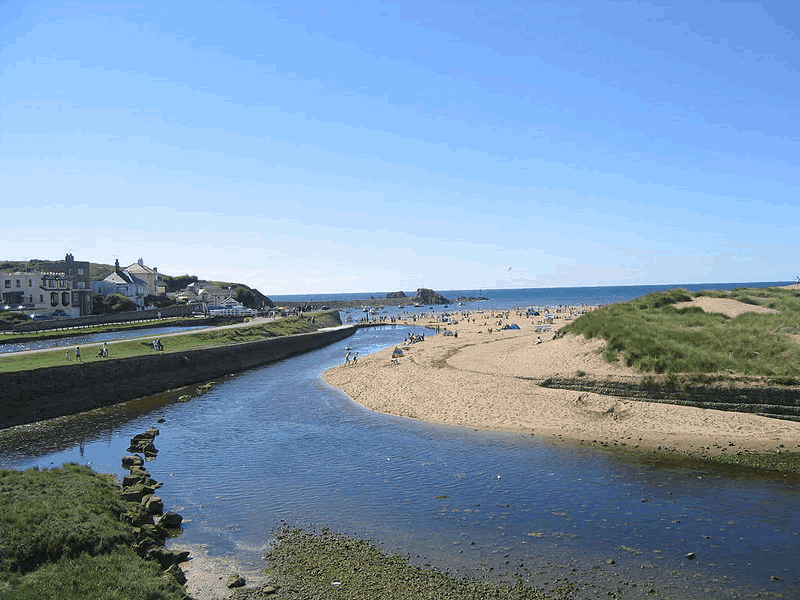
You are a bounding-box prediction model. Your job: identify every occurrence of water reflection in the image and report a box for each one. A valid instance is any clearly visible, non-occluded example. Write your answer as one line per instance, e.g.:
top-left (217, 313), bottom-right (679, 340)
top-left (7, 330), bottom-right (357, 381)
top-left (0, 325), bottom-right (207, 354)
top-left (1, 325), bottom-right (799, 599)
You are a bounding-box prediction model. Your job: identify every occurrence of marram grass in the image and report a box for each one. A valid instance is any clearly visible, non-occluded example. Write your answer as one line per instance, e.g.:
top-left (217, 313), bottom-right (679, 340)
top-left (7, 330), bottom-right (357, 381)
top-left (562, 286), bottom-right (800, 377)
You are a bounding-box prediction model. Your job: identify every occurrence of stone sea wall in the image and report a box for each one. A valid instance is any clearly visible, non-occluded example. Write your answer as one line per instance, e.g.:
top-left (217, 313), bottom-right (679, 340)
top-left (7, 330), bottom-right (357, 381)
top-left (0, 322), bottom-right (355, 429)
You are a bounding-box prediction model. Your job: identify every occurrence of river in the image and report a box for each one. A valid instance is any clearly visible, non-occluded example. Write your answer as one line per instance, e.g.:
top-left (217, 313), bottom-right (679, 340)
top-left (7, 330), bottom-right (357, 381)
top-left (1, 324), bottom-right (798, 599)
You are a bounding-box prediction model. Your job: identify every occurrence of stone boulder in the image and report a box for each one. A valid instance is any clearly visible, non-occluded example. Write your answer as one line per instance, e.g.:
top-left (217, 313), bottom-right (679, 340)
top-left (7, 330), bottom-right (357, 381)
top-left (142, 494), bottom-right (164, 515)
top-left (157, 511), bottom-right (183, 529)
top-left (121, 455), bottom-right (144, 469)
top-left (413, 288), bottom-right (451, 305)
top-left (127, 428), bottom-right (160, 457)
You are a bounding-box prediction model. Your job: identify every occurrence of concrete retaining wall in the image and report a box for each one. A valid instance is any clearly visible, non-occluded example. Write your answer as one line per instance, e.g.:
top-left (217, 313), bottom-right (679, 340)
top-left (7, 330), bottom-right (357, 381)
top-left (0, 324), bottom-right (356, 429)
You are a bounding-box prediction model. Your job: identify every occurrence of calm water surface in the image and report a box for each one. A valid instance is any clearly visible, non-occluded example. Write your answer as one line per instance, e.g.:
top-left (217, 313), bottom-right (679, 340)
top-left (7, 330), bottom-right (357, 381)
top-left (0, 324), bottom-right (207, 354)
top-left (1, 325), bottom-right (798, 599)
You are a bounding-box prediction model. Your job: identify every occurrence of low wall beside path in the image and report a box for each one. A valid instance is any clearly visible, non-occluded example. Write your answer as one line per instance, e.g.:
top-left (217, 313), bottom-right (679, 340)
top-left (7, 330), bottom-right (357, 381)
top-left (0, 324), bottom-right (356, 430)
top-left (11, 305), bottom-right (195, 333)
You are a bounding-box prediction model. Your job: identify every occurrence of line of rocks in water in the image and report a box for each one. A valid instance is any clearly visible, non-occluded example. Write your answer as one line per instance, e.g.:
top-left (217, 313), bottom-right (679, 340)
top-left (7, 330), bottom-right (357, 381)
top-left (121, 425), bottom-right (277, 599)
top-left (119, 426), bottom-right (191, 592)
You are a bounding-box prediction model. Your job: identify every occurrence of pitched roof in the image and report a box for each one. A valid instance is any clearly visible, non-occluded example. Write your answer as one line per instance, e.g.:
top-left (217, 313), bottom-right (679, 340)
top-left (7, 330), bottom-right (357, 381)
top-left (104, 270), bottom-right (146, 287)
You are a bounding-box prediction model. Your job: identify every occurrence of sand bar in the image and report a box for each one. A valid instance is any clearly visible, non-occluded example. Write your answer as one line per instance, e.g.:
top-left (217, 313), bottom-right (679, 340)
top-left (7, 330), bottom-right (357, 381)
top-left (325, 304), bottom-right (800, 456)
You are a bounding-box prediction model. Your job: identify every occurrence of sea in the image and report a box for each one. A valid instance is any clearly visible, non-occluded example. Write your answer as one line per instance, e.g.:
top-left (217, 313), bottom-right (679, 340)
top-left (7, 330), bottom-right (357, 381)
top-left (271, 281), bottom-right (793, 312)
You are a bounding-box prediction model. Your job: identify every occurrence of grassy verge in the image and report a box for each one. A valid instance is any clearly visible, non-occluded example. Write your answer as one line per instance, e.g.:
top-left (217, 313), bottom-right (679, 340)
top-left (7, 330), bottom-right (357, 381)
top-left (0, 464), bottom-right (186, 600)
top-left (0, 312), bottom-right (341, 374)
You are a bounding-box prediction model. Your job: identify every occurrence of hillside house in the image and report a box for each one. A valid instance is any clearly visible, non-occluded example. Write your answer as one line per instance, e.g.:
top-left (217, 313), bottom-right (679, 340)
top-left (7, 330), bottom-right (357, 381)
top-left (125, 258), bottom-right (165, 296)
top-left (92, 259), bottom-right (148, 310)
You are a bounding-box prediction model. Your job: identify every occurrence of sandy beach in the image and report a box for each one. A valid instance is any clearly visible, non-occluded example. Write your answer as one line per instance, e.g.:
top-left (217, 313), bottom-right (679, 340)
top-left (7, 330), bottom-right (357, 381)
top-left (325, 300), bottom-right (800, 457)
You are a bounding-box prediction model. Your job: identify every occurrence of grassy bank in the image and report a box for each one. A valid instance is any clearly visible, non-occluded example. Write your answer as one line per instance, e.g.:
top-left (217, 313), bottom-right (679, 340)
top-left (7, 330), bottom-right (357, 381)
top-left (557, 286), bottom-right (800, 475)
top-left (0, 312), bottom-right (342, 374)
top-left (0, 464), bottom-right (186, 600)
top-left (561, 286), bottom-right (800, 378)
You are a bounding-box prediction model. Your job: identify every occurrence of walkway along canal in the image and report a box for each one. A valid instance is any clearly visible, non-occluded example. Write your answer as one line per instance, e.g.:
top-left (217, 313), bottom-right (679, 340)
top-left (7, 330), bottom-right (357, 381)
top-left (0, 313), bottom-right (354, 428)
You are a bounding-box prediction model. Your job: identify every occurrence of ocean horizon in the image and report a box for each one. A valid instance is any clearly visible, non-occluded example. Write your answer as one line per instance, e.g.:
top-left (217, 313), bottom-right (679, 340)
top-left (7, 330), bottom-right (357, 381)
top-left (270, 280), bottom-right (793, 310)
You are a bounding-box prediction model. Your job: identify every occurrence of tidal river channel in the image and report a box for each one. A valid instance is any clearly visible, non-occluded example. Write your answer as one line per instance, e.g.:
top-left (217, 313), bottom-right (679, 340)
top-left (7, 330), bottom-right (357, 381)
top-left (1, 325), bottom-right (798, 599)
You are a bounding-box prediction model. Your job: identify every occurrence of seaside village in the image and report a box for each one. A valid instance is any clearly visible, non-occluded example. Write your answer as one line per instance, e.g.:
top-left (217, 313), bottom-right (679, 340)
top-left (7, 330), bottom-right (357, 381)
top-left (0, 254), bottom-right (258, 322)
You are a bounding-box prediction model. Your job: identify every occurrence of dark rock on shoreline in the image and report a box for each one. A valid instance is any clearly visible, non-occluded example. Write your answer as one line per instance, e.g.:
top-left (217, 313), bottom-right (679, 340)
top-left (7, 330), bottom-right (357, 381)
top-left (412, 288), bottom-right (451, 305)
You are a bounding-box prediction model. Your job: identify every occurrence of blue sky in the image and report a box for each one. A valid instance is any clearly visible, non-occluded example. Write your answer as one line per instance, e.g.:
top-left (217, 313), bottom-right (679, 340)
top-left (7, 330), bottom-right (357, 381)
top-left (2, 0), bottom-right (798, 295)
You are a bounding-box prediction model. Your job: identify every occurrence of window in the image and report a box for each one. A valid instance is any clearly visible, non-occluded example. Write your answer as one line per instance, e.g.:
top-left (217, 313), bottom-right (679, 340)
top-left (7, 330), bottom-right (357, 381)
top-left (62, 292), bottom-right (70, 305)
top-left (15, 279), bottom-right (21, 287)
top-left (3, 280), bottom-right (9, 288)
top-left (40, 294), bottom-right (44, 302)
top-left (77, 268), bottom-right (85, 275)
top-left (28, 279), bottom-right (32, 287)
top-left (51, 292), bottom-right (59, 307)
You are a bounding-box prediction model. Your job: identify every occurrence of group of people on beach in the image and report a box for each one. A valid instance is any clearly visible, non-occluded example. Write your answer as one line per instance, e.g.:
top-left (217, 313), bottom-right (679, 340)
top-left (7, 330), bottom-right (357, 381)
top-left (404, 332), bottom-right (425, 344)
top-left (344, 350), bottom-right (359, 365)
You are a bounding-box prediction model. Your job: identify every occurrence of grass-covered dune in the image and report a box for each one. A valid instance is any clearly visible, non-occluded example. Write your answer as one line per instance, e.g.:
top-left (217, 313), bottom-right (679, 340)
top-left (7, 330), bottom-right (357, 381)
top-left (562, 286), bottom-right (800, 380)
top-left (551, 286), bottom-right (800, 422)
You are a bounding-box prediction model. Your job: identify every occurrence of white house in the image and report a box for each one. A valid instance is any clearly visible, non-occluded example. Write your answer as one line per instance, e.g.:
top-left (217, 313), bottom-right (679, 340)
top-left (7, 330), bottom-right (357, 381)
top-left (125, 258), bottom-right (165, 296)
top-left (207, 297), bottom-right (257, 317)
top-left (172, 282), bottom-right (235, 307)
top-left (92, 259), bottom-right (148, 310)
